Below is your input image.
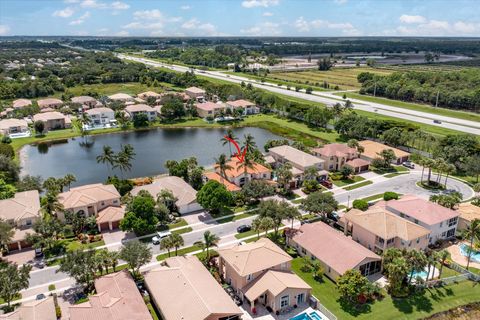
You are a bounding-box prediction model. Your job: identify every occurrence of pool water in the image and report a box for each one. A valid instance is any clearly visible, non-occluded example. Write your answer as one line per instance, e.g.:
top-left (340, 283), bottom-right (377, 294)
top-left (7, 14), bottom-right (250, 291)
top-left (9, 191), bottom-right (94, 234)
top-left (411, 269), bottom-right (431, 280)
top-left (460, 244), bottom-right (480, 263)
top-left (290, 311), bottom-right (323, 320)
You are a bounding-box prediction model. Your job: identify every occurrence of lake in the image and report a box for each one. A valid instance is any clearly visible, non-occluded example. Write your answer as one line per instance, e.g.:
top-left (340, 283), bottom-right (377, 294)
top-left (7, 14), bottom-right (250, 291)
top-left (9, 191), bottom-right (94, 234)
top-left (20, 127), bottom-right (282, 187)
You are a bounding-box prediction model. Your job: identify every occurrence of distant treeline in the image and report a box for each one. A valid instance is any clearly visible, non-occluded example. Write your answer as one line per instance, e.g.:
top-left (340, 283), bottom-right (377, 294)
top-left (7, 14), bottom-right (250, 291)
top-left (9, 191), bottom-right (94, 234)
top-left (358, 70), bottom-right (480, 112)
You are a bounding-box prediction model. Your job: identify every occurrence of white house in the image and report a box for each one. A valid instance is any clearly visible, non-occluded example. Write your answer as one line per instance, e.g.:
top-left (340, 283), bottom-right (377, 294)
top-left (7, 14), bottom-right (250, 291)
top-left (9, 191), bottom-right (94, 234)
top-left (125, 104), bottom-right (157, 121)
top-left (85, 107), bottom-right (116, 128)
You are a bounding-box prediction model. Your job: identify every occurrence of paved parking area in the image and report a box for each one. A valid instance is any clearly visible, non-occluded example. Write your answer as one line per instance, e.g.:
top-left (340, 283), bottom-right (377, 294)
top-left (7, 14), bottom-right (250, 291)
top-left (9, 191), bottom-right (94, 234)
top-left (101, 230), bottom-right (133, 251)
top-left (4, 248), bottom-right (35, 266)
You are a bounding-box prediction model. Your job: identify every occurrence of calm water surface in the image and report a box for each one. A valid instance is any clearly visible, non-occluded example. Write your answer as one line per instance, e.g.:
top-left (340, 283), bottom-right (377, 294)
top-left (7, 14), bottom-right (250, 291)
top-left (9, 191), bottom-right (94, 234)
top-left (20, 127), bottom-right (282, 187)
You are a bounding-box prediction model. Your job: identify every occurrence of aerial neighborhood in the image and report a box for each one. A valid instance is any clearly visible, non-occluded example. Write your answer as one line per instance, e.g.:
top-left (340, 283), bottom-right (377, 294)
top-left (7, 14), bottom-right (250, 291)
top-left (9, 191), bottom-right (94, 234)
top-left (1, 8), bottom-right (480, 320)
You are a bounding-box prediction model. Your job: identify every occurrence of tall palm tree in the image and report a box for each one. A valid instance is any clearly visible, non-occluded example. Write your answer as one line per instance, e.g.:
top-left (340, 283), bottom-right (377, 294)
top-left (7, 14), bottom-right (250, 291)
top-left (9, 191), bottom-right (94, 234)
top-left (437, 250), bottom-right (450, 279)
top-left (194, 231), bottom-right (220, 260)
top-left (444, 163), bottom-right (456, 188)
top-left (463, 219), bottom-right (480, 270)
top-left (96, 145), bottom-right (116, 173)
top-left (242, 134), bottom-right (257, 155)
top-left (221, 129), bottom-right (237, 157)
top-left (252, 216), bottom-right (274, 239)
top-left (407, 250), bottom-right (427, 284)
top-left (284, 205), bottom-right (301, 229)
top-left (169, 233), bottom-right (184, 256)
top-left (113, 144), bottom-right (136, 178)
top-left (108, 251), bottom-right (119, 272)
top-left (160, 237), bottom-right (174, 258)
top-left (63, 174), bottom-right (76, 191)
top-left (214, 154), bottom-right (233, 183)
top-left (42, 192), bottom-right (64, 216)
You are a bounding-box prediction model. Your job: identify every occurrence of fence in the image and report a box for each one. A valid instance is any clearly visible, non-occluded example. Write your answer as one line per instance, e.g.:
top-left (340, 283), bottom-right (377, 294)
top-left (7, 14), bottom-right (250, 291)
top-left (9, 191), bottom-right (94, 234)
top-left (424, 261), bottom-right (480, 287)
top-left (310, 296), bottom-right (337, 320)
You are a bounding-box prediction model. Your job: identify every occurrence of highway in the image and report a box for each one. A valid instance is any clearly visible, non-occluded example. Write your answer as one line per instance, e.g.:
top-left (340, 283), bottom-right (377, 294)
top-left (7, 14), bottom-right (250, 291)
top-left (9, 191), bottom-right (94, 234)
top-left (118, 54), bottom-right (480, 136)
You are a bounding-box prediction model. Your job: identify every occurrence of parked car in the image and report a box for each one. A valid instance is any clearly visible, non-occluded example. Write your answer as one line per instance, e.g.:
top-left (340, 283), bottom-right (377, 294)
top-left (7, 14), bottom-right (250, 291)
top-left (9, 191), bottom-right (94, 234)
top-left (320, 180), bottom-right (333, 189)
top-left (34, 248), bottom-right (43, 257)
top-left (152, 230), bottom-right (172, 245)
top-left (236, 225), bottom-right (251, 233)
top-left (327, 211), bottom-right (340, 222)
top-left (233, 295), bottom-right (243, 306)
top-left (402, 161), bottom-right (415, 169)
top-left (433, 119), bottom-right (442, 124)
top-left (36, 294), bottom-right (46, 300)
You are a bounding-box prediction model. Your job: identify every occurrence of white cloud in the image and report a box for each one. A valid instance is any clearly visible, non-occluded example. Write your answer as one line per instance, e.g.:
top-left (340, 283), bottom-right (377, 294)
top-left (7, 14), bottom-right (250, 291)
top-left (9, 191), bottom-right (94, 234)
top-left (263, 12), bottom-right (273, 16)
top-left (241, 22), bottom-right (281, 36)
top-left (394, 16), bottom-right (480, 36)
top-left (80, 0), bottom-right (106, 8)
top-left (133, 9), bottom-right (164, 20)
top-left (181, 18), bottom-right (220, 35)
top-left (53, 7), bottom-right (75, 18)
top-left (111, 1), bottom-right (130, 10)
top-left (123, 21), bottom-right (164, 30)
top-left (0, 25), bottom-right (10, 35)
top-left (180, 5), bottom-right (191, 10)
top-left (294, 16), bottom-right (361, 35)
top-left (399, 14), bottom-right (426, 24)
top-left (241, 0), bottom-right (279, 8)
top-left (115, 30), bottom-right (129, 36)
top-left (64, 0), bottom-right (80, 3)
top-left (69, 11), bottom-right (91, 25)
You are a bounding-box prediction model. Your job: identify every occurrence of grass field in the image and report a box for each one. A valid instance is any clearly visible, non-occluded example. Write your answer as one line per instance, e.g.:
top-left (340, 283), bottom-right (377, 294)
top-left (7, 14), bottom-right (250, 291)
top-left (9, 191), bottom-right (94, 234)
top-left (54, 82), bottom-right (181, 98)
top-left (268, 67), bottom-right (392, 90)
top-left (291, 258), bottom-right (480, 320)
top-left (335, 92), bottom-right (480, 123)
top-left (343, 180), bottom-right (373, 191)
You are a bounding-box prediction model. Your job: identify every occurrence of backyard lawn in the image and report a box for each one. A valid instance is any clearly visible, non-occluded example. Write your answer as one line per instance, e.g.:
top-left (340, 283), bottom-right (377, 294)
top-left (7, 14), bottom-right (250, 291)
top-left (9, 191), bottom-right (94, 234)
top-left (332, 175), bottom-right (365, 187)
top-left (291, 258), bottom-right (480, 320)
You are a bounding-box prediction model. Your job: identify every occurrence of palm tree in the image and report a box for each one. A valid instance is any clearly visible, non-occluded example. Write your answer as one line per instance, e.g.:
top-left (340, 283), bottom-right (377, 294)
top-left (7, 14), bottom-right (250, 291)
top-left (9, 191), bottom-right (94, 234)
top-left (108, 251), bottom-right (119, 272)
top-left (303, 166), bottom-right (318, 181)
top-left (214, 154), bottom-right (233, 183)
top-left (444, 163), bottom-right (456, 188)
top-left (194, 231), bottom-right (220, 260)
top-left (463, 219), bottom-right (480, 270)
top-left (242, 133), bottom-right (257, 156)
top-left (169, 233), bottom-right (184, 256)
top-left (63, 174), bottom-right (76, 191)
top-left (160, 237), bottom-right (174, 258)
top-left (96, 145), bottom-right (116, 173)
top-left (237, 156), bottom-right (255, 185)
top-left (252, 216), bottom-right (274, 239)
top-left (437, 250), bottom-right (450, 279)
top-left (42, 192), bottom-right (64, 216)
top-left (221, 129), bottom-right (237, 157)
top-left (332, 103), bottom-right (344, 120)
top-left (113, 144), bottom-right (136, 178)
top-left (284, 205), bottom-right (301, 229)
top-left (407, 250), bottom-right (427, 284)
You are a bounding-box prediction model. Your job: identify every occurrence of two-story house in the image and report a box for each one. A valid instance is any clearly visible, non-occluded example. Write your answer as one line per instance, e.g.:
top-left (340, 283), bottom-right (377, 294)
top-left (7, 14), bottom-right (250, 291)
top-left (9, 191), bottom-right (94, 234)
top-left (124, 104), bottom-right (157, 122)
top-left (196, 101), bottom-right (226, 119)
top-left (313, 143), bottom-right (370, 173)
top-left (218, 238), bottom-right (311, 314)
top-left (384, 195), bottom-right (459, 244)
top-left (359, 140), bottom-right (410, 165)
top-left (0, 190), bottom-right (41, 251)
top-left (216, 158), bottom-right (272, 187)
top-left (185, 86), bottom-right (206, 102)
top-left (85, 107), bottom-right (116, 127)
top-left (0, 119), bottom-right (29, 137)
top-left (226, 99), bottom-right (260, 115)
top-left (33, 111), bottom-right (71, 131)
top-left (37, 98), bottom-right (63, 110)
top-left (343, 204), bottom-right (431, 254)
top-left (71, 96), bottom-right (97, 108)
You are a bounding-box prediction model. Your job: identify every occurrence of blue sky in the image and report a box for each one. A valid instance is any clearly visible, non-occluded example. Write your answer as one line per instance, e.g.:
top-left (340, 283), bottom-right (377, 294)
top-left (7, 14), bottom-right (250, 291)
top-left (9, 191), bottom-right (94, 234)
top-left (1, 0), bottom-right (479, 37)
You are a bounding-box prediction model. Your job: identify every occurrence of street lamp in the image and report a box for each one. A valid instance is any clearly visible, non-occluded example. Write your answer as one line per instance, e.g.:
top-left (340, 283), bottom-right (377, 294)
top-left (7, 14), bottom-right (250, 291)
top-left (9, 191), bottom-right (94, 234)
top-left (347, 195), bottom-right (351, 208)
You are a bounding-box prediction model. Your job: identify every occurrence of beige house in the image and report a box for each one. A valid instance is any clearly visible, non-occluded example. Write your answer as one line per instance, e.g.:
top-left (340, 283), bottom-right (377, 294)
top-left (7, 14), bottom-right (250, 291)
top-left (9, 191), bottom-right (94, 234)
top-left (343, 205), bottom-right (431, 254)
top-left (71, 95), bottom-right (97, 108)
top-left (0, 296), bottom-right (56, 320)
top-left (145, 256), bottom-right (242, 320)
top-left (185, 86), bottom-right (206, 101)
top-left (70, 270), bottom-right (151, 320)
top-left (37, 98), bottom-right (63, 109)
top-left (359, 140), bottom-right (410, 165)
top-left (108, 93), bottom-right (134, 102)
top-left (12, 98), bottom-right (32, 110)
top-left (85, 107), bottom-right (116, 126)
top-left (0, 118), bottom-right (29, 136)
top-left (131, 176), bottom-right (202, 214)
top-left (226, 99), bottom-right (260, 115)
top-left (212, 158), bottom-right (272, 188)
top-left (32, 111), bottom-right (71, 131)
top-left (196, 101), bottom-right (226, 118)
top-left (57, 183), bottom-right (121, 224)
top-left (313, 143), bottom-right (369, 173)
top-left (456, 202), bottom-right (480, 232)
top-left (287, 222), bottom-right (382, 281)
top-left (125, 104), bottom-right (157, 121)
top-left (203, 171), bottom-right (242, 192)
top-left (218, 238), bottom-right (311, 313)
top-left (0, 190), bottom-right (41, 251)
top-left (137, 91), bottom-right (161, 100)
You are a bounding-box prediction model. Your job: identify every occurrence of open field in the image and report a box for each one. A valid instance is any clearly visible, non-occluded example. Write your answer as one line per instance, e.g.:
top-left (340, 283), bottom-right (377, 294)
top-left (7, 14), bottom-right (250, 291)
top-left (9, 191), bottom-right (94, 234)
top-left (335, 92), bottom-right (480, 123)
top-left (268, 67), bottom-right (392, 90)
top-left (53, 82), bottom-right (181, 98)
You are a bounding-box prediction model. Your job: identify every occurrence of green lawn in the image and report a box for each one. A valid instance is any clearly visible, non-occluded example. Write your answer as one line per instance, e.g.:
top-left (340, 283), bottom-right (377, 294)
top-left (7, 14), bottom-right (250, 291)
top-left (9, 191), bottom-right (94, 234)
top-left (216, 211), bottom-right (258, 224)
top-left (385, 172), bottom-right (408, 178)
top-left (335, 92), bottom-right (480, 124)
top-left (235, 229), bottom-right (258, 239)
top-left (171, 227), bottom-right (192, 235)
top-left (360, 193), bottom-right (385, 202)
top-left (66, 239), bottom-right (105, 251)
top-left (156, 245), bottom-right (202, 261)
top-left (168, 218), bottom-right (188, 229)
top-left (343, 180), bottom-right (373, 191)
top-left (0, 294), bottom-right (21, 305)
top-left (332, 175), bottom-right (365, 187)
top-left (56, 82), bottom-right (182, 98)
top-left (291, 258), bottom-right (480, 320)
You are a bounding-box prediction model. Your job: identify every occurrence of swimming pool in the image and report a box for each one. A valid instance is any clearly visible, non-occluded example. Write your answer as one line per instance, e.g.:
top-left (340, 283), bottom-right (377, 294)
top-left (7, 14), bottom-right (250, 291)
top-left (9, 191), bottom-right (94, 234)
top-left (411, 268), bottom-right (433, 280)
top-left (290, 311), bottom-right (323, 320)
top-left (460, 243), bottom-right (480, 263)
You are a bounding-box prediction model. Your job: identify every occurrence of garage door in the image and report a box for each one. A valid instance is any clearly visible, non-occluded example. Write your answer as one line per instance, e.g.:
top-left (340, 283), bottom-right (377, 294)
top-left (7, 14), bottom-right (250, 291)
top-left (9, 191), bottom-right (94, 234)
top-left (111, 220), bottom-right (120, 230)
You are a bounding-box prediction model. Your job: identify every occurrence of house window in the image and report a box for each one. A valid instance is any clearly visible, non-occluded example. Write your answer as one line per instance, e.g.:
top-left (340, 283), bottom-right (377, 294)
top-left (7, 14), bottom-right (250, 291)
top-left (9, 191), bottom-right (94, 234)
top-left (387, 238), bottom-right (395, 245)
top-left (280, 295), bottom-right (289, 308)
top-left (416, 238), bottom-right (420, 244)
top-left (26, 219), bottom-right (32, 226)
top-left (101, 202), bottom-right (105, 206)
top-left (113, 200), bottom-right (118, 204)
top-left (448, 218), bottom-right (457, 227)
top-left (246, 274), bottom-right (254, 282)
top-left (446, 228), bottom-right (455, 238)
top-left (297, 293), bottom-right (305, 304)
top-left (414, 219), bottom-right (419, 224)
top-left (442, 231), bottom-right (447, 237)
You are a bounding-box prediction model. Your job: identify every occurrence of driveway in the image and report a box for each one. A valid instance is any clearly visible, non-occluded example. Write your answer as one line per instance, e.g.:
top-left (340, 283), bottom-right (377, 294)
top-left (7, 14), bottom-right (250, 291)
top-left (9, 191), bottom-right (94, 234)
top-left (4, 248), bottom-right (35, 265)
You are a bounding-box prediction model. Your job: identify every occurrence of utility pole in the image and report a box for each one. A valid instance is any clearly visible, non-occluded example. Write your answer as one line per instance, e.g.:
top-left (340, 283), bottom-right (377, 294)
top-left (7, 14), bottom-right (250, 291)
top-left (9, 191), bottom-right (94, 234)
top-left (435, 90), bottom-right (440, 108)
top-left (373, 82), bottom-right (377, 97)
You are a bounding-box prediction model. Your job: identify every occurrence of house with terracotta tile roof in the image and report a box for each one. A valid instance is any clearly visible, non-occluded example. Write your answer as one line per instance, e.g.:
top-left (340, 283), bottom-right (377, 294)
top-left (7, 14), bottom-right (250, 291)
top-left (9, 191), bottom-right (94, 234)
top-left (312, 143), bottom-right (369, 173)
top-left (32, 111), bottom-right (71, 131)
top-left (37, 98), bottom-right (63, 109)
top-left (185, 86), bottom-right (206, 101)
top-left (0, 119), bottom-right (29, 136)
top-left (57, 183), bottom-right (121, 223)
top-left (226, 99), bottom-right (259, 115)
top-left (145, 256), bottom-right (242, 320)
top-left (286, 221), bottom-right (382, 281)
top-left (343, 205), bottom-right (430, 254)
top-left (0, 296), bottom-right (56, 320)
top-left (203, 171), bottom-right (242, 192)
top-left (70, 270), bottom-right (151, 320)
top-left (12, 99), bottom-right (32, 110)
top-left (215, 158), bottom-right (272, 187)
top-left (131, 176), bottom-right (202, 214)
top-left (108, 93), bottom-right (134, 102)
top-left (0, 190), bottom-right (40, 251)
top-left (196, 101), bottom-right (226, 118)
top-left (125, 104), bottom-right (157, 121)
top-left (96, 206), bottom-right (125, 232)
top-left (359, 140), bottom-right (410, 165)
top-left (137, 91), bottom-right (161, 100)
top-left (71, 95), bottom-right (97, 108)
top-left (384, 195), bottom-right (459, 244)
top-left (456, 202), bottom-right (480, 232)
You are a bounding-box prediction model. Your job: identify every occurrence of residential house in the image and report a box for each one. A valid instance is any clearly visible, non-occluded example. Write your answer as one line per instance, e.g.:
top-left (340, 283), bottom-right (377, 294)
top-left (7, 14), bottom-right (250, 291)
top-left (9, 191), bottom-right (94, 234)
top-left (185, 86), bottom-right (206, 101)
top-left (37, 98), bottom-right (63, 109)
top-left (71, 95), bottom-right (97, 108)
top-left (0, 190), bottom-right (41, 251)
top-left (108, 93), bottom-right (134, 102)
top-left (226, 99), bottom-right (260, 115)
top-left (32, 111), bottom-right (71, 131)
top-left (384, 195), bottom-right (459, 244)
top-left (0, 119), bottom-right (29, 136)
top-left (218, 238), bottom-right (311, 313)
top-left (359, 140), bottom-right (410, 165)
top-left (268, 145), bottom-right (327, 188)
top-left (69, 270), bottom-right (151, 320)
top-left (286, 221), bottom-right (382, 281)
top-left (203, 171), bottom-right (242, 192)
top-left (0, 296), bottom-right (56, 320)
top-left (214, 158), bottom-right (272, 187)
top-left (343, 205), bottom-right (431, 254)
top-left (85, 107), bottom-right (116, 127)
top-left (313, 143), bottom-right (369, 173)
top-left (125, 104), bottom-right (157, 121)
top-left (456, 202), bottom-right (480, 232)
top-left (57, 183), bottom-right (122, 231)
top-left (196, 101), bottom-right (226, 118)
top-left (145, 256), bottom-right (242, 320)
top-left (12, 98), bottom-right (32, 110)
top-left (131, 176), bottom-right (202, 214)
top-left (137, 91), bottom-right (161, 100)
